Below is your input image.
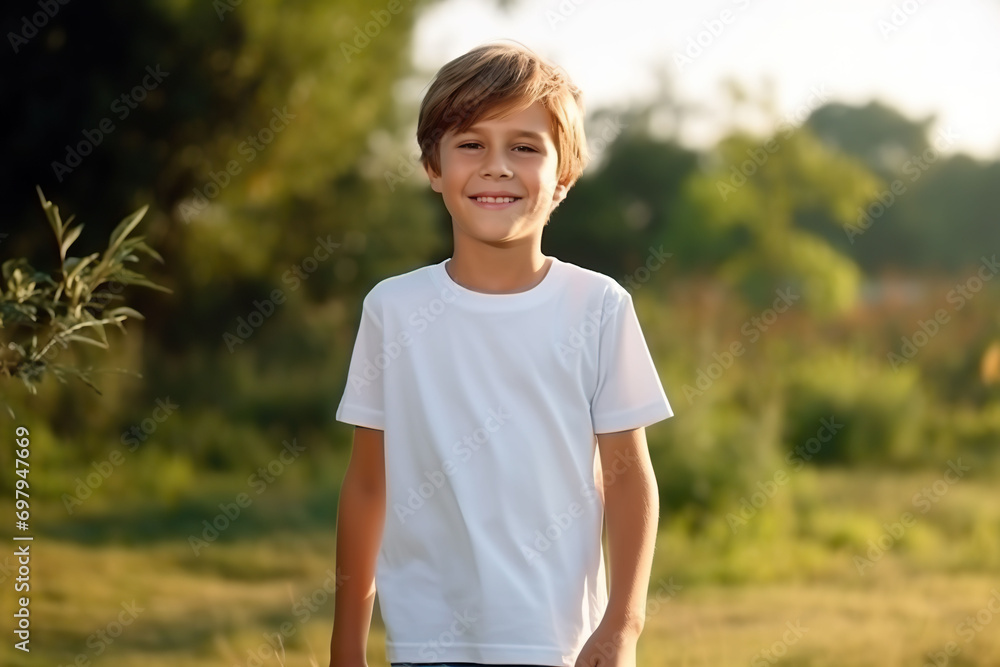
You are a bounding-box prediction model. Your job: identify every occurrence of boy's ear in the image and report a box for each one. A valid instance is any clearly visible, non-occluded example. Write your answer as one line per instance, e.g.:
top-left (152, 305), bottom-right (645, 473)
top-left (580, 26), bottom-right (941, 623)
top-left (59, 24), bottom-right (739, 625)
top-left (546, 184), bottom-right (570, 225)
top-left (424, 162), bottom-right (443, 193)
top-left (551, 183), bottom-right (569, 207)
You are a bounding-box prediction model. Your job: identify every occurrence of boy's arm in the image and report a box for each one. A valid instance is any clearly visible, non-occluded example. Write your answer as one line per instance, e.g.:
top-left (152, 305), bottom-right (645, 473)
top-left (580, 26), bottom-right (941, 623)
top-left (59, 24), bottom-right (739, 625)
top-left (330, 425), bottom-right (386, 667)
top-left (596, 426), bottom-right (659, 637)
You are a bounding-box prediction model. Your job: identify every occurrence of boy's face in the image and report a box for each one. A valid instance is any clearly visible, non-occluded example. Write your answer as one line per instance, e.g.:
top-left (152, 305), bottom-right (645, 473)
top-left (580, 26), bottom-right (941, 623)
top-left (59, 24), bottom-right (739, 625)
top-left (425, 101), bottom-right (568, 248)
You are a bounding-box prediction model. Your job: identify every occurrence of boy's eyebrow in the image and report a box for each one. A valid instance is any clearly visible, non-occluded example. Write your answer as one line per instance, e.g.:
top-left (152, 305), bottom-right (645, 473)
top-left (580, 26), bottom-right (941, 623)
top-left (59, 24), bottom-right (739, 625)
top-left (456, 128), bottom-right (548, 141)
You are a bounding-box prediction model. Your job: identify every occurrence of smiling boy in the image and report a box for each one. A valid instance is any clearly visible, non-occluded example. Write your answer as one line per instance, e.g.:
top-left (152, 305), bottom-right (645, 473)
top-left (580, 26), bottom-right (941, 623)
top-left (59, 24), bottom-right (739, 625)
top-left (331, 40), bottom-right (673, 667)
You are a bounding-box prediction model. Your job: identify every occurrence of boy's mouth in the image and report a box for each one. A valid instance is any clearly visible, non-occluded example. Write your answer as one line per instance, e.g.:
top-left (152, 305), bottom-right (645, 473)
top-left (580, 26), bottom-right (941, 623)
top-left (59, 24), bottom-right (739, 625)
top-left (469, 196), bottom-right (521, 203)
top-left (469, 194), bottom-right (522, 211)
top-left (468, 195), bottom-right (523, 210)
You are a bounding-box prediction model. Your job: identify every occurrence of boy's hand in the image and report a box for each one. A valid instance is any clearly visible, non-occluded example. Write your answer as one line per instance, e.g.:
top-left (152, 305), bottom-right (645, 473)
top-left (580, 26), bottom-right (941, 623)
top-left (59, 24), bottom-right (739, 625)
top-left (573, 621), bottom-right (639, 667)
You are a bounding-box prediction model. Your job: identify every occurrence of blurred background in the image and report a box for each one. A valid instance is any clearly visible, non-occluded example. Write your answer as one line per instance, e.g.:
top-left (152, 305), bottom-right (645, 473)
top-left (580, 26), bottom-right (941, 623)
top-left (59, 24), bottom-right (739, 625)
top-left (2, 0), bottom-right (999, 665)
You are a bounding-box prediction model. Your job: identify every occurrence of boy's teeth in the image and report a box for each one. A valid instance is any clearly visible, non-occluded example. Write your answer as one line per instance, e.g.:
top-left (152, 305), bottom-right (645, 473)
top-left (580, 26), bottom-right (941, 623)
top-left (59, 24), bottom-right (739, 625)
top-left (475, 196), bottom-right (517, 203)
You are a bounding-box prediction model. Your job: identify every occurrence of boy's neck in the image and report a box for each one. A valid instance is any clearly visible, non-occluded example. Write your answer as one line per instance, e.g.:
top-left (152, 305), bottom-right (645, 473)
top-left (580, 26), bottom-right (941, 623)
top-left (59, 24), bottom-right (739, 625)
top-left (445, 251), bottom-right (553, 294)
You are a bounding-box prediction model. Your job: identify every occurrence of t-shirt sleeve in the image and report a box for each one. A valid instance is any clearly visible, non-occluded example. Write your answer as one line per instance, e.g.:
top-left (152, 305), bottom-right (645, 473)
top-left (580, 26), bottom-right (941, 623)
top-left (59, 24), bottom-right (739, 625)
top-left (335, 290), bottom-right (386, 430)
top-left (590, 286), bottom-right (674, 434)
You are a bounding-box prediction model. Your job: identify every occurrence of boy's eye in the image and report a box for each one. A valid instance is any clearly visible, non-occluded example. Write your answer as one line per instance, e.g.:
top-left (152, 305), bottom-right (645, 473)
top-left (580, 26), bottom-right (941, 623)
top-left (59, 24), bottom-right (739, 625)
top-left (457, 142), bottom-right (536, 153)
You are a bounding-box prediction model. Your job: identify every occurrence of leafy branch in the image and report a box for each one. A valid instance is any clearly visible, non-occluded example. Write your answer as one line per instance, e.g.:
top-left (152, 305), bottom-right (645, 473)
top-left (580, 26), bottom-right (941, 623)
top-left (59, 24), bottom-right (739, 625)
top-left (0, 187), bottom-right (172, 417)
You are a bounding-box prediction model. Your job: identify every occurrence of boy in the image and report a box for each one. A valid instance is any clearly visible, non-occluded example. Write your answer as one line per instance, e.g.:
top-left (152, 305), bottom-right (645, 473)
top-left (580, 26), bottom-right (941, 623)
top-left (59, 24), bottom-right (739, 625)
top-left (331, 40), bottom-right (673, 667)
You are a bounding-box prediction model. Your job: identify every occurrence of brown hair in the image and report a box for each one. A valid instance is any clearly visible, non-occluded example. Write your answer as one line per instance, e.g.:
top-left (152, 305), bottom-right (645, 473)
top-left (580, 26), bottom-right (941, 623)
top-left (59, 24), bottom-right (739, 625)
top-left (417, 40), bottom-right (588, 189)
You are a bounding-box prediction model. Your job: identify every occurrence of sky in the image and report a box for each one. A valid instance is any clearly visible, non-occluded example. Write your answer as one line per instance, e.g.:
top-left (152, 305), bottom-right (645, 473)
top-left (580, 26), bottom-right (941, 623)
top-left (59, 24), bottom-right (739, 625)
top-left (407, 0), bottom-right (1000, 159)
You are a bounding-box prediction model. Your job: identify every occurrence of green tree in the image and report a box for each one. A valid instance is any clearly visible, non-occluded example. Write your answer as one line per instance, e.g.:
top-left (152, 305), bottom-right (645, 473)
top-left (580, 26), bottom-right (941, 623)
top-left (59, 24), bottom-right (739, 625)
top-left (675, 123), bottom-right (881, 316)
top-left (545, 66), bottom-right (699, 280)
top-left (1, 0), bottom-right (449, 447)
top-left (805, 100), bottom-right (933, 182)
top-left (803, 101), bottom-right (1000, 273)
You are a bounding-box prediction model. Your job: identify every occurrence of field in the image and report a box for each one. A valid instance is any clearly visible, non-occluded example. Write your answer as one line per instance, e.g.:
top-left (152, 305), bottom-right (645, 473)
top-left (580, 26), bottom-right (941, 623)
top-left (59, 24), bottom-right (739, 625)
top-left (3, 465), bottom-right (998, 667)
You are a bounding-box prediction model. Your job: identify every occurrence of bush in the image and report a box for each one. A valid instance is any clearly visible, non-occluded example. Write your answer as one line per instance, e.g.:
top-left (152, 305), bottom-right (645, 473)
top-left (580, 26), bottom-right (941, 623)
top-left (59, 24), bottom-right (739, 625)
top-left (0, 187), bottom-right (170, 416)
top-left (782, 349), bottom-right (926, 466)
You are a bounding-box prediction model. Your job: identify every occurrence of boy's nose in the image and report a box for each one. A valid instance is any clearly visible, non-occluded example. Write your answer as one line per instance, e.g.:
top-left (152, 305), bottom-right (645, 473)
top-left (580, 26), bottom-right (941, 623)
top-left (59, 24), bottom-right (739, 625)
top-left (480, 149), bottom-right (513, 178)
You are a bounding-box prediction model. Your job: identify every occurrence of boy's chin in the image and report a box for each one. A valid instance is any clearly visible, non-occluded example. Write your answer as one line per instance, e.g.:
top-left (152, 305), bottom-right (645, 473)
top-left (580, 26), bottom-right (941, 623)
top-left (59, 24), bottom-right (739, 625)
top-left (452, 217), bottom-right (545, 240)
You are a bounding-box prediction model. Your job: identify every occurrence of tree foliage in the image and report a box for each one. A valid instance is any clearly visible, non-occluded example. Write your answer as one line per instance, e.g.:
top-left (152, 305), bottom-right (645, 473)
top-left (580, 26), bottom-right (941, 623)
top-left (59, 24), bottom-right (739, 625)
top-left (676, 125), bottom-right (881, 316)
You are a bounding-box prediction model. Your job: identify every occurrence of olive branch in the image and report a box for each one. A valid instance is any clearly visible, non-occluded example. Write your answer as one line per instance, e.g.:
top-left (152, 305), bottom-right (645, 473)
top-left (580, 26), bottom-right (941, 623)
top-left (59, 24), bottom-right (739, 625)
top-left (0, 187), bottom-right (172, 418)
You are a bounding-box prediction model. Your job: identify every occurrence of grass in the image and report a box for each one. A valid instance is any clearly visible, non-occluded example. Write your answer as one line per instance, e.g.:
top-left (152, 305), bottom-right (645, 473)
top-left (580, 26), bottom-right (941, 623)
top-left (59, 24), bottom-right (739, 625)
top-left (639, 573), bottom-right (1000, 666)
top-left (2, 466), bottom-right (998, 667)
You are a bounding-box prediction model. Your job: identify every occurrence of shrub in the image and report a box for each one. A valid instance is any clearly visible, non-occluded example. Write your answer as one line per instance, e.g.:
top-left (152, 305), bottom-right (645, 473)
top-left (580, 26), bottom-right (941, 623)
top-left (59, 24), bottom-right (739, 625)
top-left (0, 187), bottom-right (170, 416)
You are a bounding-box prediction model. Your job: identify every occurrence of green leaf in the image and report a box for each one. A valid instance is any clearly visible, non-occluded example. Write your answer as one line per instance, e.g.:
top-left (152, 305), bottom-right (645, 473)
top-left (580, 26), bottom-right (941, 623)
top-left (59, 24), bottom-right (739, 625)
top-left (65, 333), bottom-right (109, 349)
top-left (66, 252), bottom-right (100, 284)
top-left (36, 185), bottom-right (63, 239)
top-left (111, 268), bottom-right (172, 294)
top-left (135, 242), bottom-right (165, 264)
top-left (60, 224), bottom-right (84, 261)
top-left (107, 205), bottom-right (149, 258)
top-left (107, 306), bottom-right (145, 321)
top-left (80, 311), bottom-right (109, 346)
top-left (2, 258), bottom-right (34, 283)
top-left (50, 363), bottom-right (103, 396)
top-left (91, 205), bottom-right (149, 282)
top-left (1, 259), bottom-right (14, 282)
top-left (125, 276), bottom-right (172, 293)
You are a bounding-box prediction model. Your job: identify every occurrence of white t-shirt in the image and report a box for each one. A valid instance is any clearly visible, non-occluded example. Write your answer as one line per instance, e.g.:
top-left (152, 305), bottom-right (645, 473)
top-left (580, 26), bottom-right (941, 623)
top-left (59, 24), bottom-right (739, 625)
top-left (335, 255), bottom-right (673, 666)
